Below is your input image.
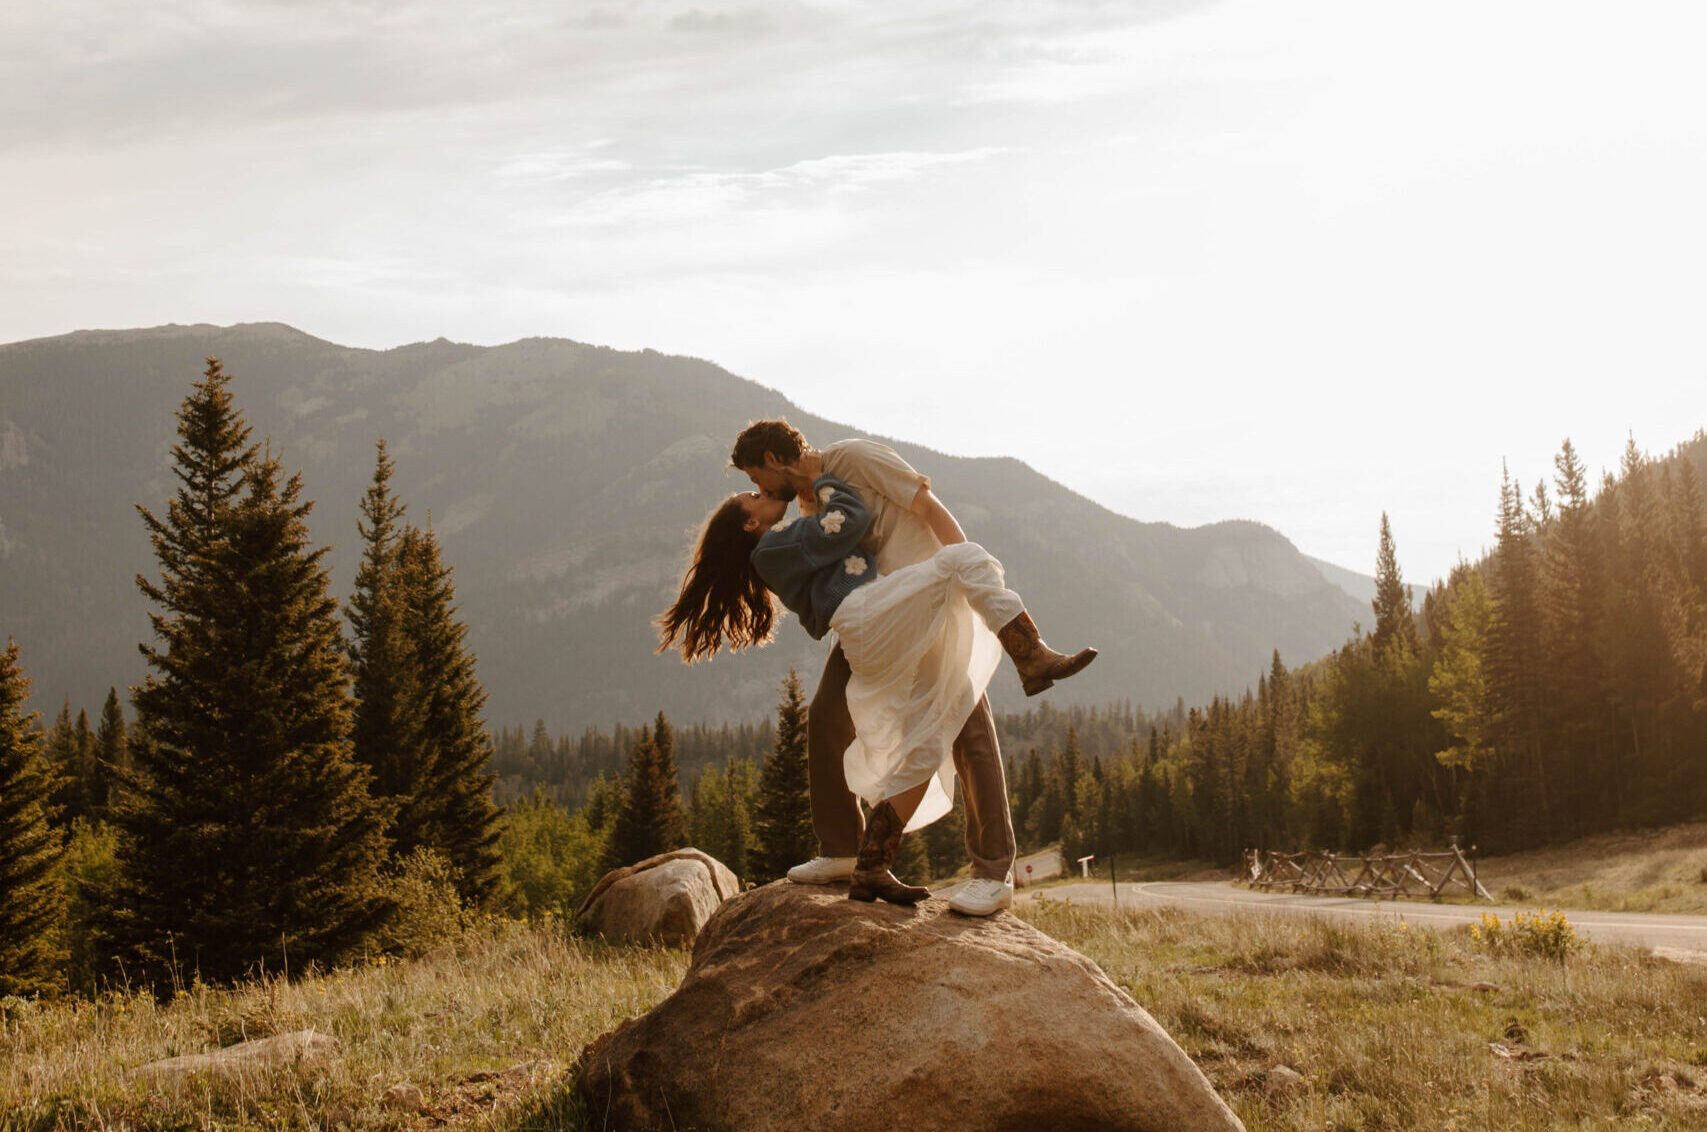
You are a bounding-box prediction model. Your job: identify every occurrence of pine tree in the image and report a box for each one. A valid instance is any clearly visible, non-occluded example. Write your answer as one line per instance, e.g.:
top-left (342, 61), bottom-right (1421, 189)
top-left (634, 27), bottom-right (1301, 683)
top-left (348, 442), bottom-right (502, 906)
top-left (688, 757), bottom-right (757, 880)
top-left (44, 699), bottom-right (79, 823)
top-left (606, 716), bottom-right (688, 869)
top-left (1599, 437), bottom-right (1676, 821)
top-left (753, 672), bottom-right (815, 878)
top-left (45, 700), bottom-right (100, 824)
top-left (1372, 512), bottom-right (1418, 656)
top-left (110, 361), bottom-right (390, 985)
top-left (348, 440), bottom-right (428, 854)
top-left (1486, 463), bottom-right (1551, 837)
top-left (1540, 438), bottom-right (1609, 833)
top-left (0, 639), bottom-right (67, 997)
top-left (94, 688), bottom-right (127, 816)
top-left (396, 522), bottom-right (504, 906)
top-left (1429, 567), bottom-right (1497, 775)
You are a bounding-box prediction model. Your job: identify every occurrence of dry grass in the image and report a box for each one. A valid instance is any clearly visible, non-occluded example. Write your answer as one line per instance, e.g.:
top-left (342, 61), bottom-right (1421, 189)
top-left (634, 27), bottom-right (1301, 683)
top-left (0, 921), bottom-right (687, 1131)
top-left (1471, 821), bottom-right (1707, 914)
top-left (1019, 896), bottom-right (1707, 1131)
top-left (11, 898), bottom-right (1707, 1130)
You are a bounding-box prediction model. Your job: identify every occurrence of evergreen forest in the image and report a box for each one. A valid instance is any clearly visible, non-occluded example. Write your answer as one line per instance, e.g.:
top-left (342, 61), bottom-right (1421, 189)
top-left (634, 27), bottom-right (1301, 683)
top-left (6, 354), bottom-right (1706, 1001)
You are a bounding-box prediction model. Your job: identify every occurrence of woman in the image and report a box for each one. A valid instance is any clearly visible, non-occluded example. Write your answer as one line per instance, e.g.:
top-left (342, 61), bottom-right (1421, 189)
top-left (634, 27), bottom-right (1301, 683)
top-left (658, 474), bottom-right (1096, 905)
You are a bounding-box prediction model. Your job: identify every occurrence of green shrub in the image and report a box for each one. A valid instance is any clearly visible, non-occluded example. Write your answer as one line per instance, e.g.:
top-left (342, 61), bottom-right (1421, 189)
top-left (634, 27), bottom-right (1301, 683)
top-left (56, 818), bottom-right (119, 995)
top-left (498, 794), bottom-right (608, 921)
top-left (371, 848), bottom-right (467, 959)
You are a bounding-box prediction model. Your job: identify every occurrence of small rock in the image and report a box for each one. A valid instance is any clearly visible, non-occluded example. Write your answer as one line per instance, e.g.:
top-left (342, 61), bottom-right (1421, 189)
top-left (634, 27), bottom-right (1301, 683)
top-left (1265, 1065), bottom-right (1305, 1097)
top-left (382, 1083), bottom-right (427, 1112)
top-left (132, 1029), bottom-right (340, 1079)
top-left (1489, 1042), bottom-right (1549, 1062)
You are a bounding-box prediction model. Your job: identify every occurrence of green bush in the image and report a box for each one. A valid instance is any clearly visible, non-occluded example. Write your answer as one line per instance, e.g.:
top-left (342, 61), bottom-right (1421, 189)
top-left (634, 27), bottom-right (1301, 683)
top-left (498, 794), bottom-right (608, 921)
top-left (56, 818), bottom-right (119, 995)
top-left (1470, 908), bottom-right (1580, 962)
top-left (371, 848), bottom-right (467, 959)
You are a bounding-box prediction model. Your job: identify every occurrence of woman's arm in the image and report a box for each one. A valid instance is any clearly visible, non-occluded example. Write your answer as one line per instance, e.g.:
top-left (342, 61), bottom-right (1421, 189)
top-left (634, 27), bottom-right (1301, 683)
top-left (753, 475), bottom-right (874, 574)
top-left (911, 485), bottom-right (966, 546)
top-left (800, 475), bottom-right (874, 557)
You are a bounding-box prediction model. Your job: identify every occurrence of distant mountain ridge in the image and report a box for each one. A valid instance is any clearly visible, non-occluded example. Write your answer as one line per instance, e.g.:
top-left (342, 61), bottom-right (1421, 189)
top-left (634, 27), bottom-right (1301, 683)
top-left (0, 322), bottom-right (1366, 729)
top-left (1304, 555), bottom-right (1427, 614)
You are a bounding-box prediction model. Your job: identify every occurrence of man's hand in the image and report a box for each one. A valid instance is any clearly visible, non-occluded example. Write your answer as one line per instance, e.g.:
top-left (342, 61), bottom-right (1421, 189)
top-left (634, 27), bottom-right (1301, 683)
top-left (911, 485), bottom-right (966, 546)
top-left (781, 450), bottom-right (825, 510)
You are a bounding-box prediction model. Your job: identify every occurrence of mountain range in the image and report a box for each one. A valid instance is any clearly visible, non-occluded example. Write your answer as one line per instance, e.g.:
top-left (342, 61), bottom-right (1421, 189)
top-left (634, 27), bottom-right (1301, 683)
top-left (0, 322), bottom-right (1369, 730)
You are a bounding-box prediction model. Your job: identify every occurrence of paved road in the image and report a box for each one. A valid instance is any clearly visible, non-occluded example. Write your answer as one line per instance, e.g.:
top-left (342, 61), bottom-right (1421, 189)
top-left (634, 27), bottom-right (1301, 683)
top-left (1013, 849), bottom-right (1065, 885)
top-left (1017, 880), bottom-right (1707, 959)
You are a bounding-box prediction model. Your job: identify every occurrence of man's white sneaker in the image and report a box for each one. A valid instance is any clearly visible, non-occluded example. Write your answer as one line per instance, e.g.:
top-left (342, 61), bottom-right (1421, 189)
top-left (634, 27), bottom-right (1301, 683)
top-left (786, 856), bottom-right (857, 884)
top-left (948, 877), bottom-right (1013, 916)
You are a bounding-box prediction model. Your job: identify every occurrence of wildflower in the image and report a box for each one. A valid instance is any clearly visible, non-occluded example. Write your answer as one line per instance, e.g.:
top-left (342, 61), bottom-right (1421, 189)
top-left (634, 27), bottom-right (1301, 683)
top-left (819, 509), bottom-right (846, 534)
top-left (843, 556), bottom-right (867, 576)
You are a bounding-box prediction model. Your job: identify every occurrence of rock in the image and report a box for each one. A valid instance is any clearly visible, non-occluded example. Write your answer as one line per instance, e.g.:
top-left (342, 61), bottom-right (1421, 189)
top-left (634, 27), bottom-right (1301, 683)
top-left (1264, 1065), bottom-right (1305, 1097)
top-left (575, 882), bottom-right (1246, 1132)
top-left (132, 1029), bottom-right (340, 1079)
top-left (577, 848), bottom-right (741, 947)
top-left (382, 1082), bottom-right (428, 1112)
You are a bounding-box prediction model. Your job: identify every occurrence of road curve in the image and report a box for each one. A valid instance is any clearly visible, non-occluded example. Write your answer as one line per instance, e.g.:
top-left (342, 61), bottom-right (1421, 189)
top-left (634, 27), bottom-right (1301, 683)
top-left (1017, 880), bottom-right (1707, 959)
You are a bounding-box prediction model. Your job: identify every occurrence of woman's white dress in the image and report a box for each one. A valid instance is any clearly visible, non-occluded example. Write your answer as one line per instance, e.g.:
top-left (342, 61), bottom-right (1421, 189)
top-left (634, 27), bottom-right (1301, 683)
top-left (828, 542), bottom-right (1020, 833)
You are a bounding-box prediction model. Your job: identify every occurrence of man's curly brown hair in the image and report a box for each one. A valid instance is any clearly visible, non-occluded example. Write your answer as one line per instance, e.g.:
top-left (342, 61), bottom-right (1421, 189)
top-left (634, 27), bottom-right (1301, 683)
top-left (729, 418), bottom-right (807, 470)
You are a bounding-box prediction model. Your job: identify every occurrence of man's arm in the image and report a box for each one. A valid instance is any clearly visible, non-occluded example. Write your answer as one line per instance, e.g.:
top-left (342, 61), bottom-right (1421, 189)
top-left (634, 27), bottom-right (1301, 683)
top-left (911, 485), bottom-right (966, 546)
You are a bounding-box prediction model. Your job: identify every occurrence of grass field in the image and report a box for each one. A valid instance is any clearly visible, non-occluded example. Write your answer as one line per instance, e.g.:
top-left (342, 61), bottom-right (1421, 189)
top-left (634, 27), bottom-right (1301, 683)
top-left (0, 923), bottom-right (688, 1131)
top-left (1471, 822), bottom-right (1707, 914)
top-left (1021, 820), bottom-right (1707, 916)
top-left (1030, 897), bottom-right (1707, 1131)
top-left (6, 898), bottom-right (1707, 1130)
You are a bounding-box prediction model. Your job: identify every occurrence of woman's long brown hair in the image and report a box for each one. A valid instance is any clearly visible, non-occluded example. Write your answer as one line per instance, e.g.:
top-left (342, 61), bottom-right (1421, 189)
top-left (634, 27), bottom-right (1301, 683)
top-left (656, 495), bottom-right (778, 662)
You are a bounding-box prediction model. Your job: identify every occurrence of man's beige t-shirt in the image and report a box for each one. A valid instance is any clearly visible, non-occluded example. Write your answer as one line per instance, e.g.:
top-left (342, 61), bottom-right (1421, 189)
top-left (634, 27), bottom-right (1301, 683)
top-left (820, 439), bottom-right (942, 575)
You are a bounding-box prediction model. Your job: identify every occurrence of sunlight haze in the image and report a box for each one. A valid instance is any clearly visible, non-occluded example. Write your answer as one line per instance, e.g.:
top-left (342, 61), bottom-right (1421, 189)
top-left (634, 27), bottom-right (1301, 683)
top-left (5, 0), bottom-right (1704, 585)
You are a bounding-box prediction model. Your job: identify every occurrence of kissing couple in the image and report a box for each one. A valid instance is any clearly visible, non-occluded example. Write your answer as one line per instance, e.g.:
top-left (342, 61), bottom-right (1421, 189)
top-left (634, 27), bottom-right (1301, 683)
top-left (658, 419), bottom-right (1096, 915)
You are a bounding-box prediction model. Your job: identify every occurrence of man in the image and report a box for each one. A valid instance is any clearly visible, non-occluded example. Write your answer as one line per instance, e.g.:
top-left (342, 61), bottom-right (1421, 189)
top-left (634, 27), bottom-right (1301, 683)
top-left (730, 418), bottom-right (1087, 916)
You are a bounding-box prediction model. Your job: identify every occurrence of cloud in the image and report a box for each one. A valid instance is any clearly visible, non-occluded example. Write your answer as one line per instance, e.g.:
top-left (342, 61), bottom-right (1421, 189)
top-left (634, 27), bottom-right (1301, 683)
top-left (669, 7), bottom-right (775, 35)
top-left (494, 152), bottom-right (634, 185)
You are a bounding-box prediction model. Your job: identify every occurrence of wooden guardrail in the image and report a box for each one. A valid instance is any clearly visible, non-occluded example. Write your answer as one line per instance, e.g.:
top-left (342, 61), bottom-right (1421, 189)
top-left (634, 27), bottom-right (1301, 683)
top-left (1242, 843), bottom-right (1492, 901)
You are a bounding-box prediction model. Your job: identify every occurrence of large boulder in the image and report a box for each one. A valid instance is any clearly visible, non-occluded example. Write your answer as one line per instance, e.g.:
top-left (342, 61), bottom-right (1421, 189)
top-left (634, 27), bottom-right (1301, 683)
top-left (575, 882), bottom-right (1246, 1131)
top-left (576, 848), bottom-right (741, 947)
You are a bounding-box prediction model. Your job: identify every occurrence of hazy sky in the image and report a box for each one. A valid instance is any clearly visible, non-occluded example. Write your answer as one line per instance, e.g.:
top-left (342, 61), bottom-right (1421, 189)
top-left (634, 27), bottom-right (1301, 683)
top-left (6, 0), bottom-right (1705, 584)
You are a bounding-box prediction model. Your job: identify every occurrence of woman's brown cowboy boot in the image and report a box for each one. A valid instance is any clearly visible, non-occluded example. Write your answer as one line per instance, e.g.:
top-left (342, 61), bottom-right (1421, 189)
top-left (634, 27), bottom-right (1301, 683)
top-left (997, 611), bottom-right (1098, 696)
top-left (848, 799), bottom-right (930, 905)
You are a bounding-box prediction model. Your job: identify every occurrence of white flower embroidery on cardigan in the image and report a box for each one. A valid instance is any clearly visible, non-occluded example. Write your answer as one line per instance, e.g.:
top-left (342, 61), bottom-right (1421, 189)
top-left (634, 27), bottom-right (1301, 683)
top-left (818, 485), bottom-right (835, 506)
top-left (770, 518), bottom-right (793, 532)
top-left (819, 509), bottom-right (846, 534)
top-left (843, 556), bottom-right (868, 576)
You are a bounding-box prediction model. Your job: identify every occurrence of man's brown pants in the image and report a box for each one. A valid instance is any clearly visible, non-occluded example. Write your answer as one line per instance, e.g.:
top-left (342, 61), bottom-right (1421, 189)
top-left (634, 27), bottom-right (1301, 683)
top-left (809, 643), bottom-right (1016, 881)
